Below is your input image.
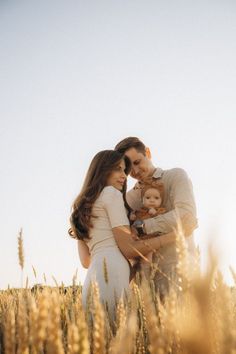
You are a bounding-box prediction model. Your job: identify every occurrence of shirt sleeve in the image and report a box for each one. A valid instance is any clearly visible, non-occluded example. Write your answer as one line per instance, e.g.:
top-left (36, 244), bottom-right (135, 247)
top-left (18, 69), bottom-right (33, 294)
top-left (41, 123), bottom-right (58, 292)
top-left (102, 186), bottom-right (130, 228)
top-left (144, 168), bottom-right (197, 235)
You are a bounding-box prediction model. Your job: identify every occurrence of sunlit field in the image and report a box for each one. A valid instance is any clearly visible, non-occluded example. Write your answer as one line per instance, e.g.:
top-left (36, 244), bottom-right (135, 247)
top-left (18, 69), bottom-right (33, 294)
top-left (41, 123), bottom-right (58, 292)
top-left (0, 230), bottom-right (236, 354)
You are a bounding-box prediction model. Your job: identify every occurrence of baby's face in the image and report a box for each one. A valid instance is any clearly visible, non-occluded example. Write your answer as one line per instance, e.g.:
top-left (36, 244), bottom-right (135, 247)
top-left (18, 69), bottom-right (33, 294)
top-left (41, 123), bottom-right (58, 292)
top-left (143, 188), bottom-right (162, 209)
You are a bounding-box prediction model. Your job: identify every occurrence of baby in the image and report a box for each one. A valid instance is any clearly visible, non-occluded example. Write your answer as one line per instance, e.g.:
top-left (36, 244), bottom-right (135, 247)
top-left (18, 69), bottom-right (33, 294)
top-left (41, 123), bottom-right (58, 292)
top-left (130, 180), bottom-right (166, 276)
top-left (131, 180), bottom-right (166, 221)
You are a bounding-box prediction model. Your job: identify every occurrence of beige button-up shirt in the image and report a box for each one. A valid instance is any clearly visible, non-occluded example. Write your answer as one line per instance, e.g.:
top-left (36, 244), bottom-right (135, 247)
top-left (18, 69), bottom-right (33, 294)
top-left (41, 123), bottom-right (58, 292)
top-left (127, 167), bottom-right (197, 255)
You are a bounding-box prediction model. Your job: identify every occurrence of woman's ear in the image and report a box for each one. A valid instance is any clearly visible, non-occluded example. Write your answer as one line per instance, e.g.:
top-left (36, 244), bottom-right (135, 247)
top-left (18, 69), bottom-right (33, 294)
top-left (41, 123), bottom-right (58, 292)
top-left (145, 147), bottom-right (152, 159)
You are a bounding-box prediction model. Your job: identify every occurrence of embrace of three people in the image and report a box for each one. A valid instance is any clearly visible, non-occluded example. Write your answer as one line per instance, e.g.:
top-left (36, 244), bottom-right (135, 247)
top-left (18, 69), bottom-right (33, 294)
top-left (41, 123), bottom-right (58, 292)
top-left (69, 137), bottom-right (197, 320)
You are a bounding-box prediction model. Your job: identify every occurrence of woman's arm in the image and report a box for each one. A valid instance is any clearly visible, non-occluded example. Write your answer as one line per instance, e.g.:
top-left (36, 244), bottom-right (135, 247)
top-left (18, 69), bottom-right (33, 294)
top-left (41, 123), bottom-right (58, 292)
top-left (112, 226), bottom-right (175, 259)
top-left (112, 214), bottom-right (197, 259)
top-left (77, 240), bottom-right (90, 268)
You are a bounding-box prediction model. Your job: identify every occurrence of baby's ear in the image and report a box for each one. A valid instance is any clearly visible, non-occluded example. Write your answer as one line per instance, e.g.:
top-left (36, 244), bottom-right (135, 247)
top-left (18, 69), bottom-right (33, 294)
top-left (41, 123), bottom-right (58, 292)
top-left (145, 147), bottom-right (151, 159)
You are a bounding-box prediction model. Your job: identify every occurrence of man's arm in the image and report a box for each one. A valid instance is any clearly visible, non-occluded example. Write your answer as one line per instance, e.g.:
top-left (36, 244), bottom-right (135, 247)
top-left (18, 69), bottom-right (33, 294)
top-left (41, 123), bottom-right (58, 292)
top-left (127, 168), bottom-right (197, 235)
top-left (143, 169), bottom-right (197, 235)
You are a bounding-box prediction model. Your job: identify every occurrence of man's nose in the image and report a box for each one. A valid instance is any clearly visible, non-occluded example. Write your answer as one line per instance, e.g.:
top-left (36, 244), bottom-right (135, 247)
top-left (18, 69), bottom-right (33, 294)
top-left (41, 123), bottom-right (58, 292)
top-left (131, 165), bottom-right (139, 176)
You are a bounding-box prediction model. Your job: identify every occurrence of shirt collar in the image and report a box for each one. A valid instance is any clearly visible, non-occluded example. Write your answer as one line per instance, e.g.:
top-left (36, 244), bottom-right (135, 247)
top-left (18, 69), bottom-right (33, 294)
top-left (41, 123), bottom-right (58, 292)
top-left (152, 167), bottom-right (164, 179)
top-left (136, 167), bottom-right (164, 188)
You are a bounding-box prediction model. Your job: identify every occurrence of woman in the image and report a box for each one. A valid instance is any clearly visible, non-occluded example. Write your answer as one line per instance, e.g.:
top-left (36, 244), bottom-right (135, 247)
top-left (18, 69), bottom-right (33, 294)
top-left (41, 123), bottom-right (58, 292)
top-left (69, 150), bottom-right (132, 319)
top-left (69, 150), bottom-right (194, 318)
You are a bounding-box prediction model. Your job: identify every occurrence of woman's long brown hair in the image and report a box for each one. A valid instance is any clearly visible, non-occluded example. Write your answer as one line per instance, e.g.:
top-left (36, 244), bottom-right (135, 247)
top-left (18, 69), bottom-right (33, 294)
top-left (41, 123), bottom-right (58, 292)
top-left (69, 150), bottom-right (131, 240)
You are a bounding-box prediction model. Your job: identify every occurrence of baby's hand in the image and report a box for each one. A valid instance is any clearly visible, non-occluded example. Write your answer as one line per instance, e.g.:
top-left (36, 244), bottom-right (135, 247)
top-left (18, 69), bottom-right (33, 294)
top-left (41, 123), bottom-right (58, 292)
top-left (148, 208), bottom-right (157, 216)
top-left (129, 211), bottom-right (137, 221)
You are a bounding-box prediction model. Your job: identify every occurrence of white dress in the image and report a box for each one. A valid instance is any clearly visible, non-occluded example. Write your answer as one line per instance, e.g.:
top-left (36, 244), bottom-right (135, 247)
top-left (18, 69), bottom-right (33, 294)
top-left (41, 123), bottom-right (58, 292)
top-left (82, 186), bottom-right (130, 318)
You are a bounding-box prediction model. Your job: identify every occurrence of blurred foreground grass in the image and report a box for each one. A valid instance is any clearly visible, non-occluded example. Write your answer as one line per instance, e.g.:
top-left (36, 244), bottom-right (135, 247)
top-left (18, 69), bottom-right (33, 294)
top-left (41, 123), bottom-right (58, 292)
top-left (0, 231), bottom-right (236, 354)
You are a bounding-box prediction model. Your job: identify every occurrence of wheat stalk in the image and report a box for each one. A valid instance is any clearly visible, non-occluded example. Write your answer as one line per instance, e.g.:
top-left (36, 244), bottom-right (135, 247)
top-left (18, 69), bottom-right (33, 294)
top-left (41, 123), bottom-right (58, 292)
top-left (16, 293), bottom-right (29, 354)
top-left (4, 307), bottom-right (16, 354)
top-left (17, 228), bottom-right (24, 288)
top-left (91, 282), bottom-right (106, 354)
top-left (46, 291), bottom-right (65, 354)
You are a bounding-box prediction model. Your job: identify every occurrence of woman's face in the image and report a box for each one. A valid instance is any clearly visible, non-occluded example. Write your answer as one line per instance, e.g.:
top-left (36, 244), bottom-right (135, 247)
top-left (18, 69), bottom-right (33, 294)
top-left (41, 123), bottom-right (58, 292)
top-left (106, 159), bottom-right (127, 191)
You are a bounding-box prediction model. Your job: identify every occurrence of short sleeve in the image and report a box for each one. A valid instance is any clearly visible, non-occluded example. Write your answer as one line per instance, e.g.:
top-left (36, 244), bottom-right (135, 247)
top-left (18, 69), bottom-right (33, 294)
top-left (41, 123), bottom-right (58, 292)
top-left (101, 186), bottom-right (130, 228)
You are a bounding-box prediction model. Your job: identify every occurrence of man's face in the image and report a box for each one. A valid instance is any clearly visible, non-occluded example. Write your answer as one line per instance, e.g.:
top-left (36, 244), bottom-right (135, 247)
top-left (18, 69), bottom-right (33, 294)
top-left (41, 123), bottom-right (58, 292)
top-left (125, 147), bottom-right (155, 181)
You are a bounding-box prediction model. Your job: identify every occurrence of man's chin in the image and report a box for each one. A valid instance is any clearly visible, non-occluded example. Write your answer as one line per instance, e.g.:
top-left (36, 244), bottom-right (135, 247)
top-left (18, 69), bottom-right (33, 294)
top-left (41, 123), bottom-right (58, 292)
top-left (132, 174), bottom-right (147, 182)
top-left (138, 175), bottom-right (149, 182)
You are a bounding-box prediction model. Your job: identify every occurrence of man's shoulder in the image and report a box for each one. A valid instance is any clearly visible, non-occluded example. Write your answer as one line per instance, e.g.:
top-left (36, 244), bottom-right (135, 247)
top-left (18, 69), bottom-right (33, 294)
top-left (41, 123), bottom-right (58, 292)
top-left (162, 167), bottom-right (188, 178)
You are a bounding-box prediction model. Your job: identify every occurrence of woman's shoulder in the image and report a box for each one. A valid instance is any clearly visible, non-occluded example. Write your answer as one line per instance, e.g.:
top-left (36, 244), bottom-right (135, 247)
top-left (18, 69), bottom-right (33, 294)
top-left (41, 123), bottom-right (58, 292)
top-left (98, 186), bottom-right (123, 205)
top-left (101, 185), bottom-right (122, 198)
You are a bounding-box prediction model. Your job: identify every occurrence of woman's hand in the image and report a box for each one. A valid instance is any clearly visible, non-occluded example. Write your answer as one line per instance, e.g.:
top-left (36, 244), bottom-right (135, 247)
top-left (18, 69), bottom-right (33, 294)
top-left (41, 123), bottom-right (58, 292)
top-left (77, 240), bottom-right (90, 268)
top-left (129, 211), bottom-right (137, 221)
top-left (130, 226), bottom-right (140, 240)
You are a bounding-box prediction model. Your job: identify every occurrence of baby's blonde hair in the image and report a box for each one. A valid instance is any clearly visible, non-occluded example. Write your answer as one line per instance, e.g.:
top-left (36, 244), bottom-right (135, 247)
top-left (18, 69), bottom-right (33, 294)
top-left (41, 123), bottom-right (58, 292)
top-left (141, 180), bottom-right (165, 202)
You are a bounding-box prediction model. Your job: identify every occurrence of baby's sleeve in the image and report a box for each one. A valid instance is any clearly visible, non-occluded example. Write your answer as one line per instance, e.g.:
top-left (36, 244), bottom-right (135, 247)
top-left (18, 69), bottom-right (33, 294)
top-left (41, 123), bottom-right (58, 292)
top-left (102, 186), bottom-right (130, 228)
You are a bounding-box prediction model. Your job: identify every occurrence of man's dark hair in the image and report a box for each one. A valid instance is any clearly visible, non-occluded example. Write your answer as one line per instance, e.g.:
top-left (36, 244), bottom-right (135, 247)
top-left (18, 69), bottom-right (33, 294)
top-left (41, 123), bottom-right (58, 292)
top-left (115, 137), bottom-right (146, 155)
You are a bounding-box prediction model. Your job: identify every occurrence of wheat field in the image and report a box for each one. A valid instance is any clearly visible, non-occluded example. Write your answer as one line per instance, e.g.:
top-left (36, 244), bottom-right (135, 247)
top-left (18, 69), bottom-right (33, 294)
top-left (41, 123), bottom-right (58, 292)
top-left (0, 231), bottom-right (236, 354)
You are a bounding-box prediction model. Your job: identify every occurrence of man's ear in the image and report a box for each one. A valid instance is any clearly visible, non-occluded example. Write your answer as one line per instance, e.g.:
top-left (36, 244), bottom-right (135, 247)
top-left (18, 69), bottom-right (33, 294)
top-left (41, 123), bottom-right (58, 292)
top-left (145, 147), bottom-right (152, 159)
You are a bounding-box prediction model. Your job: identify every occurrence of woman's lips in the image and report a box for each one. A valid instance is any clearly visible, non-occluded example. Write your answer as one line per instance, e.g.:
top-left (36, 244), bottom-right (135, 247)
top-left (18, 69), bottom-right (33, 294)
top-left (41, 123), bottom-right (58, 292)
top-left (117, 181), bottom-right (124, 185)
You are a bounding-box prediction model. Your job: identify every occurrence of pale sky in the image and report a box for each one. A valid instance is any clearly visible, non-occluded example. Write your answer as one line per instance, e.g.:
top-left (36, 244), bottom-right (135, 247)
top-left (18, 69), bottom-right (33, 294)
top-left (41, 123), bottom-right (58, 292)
top-left (0, 0), bottom-right (236, 289)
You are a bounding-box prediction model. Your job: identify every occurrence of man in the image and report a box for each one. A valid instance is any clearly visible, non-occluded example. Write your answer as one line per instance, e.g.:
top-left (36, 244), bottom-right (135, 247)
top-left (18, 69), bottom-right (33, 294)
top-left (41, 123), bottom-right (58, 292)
top-left (115, 137), bottom-right (197, 296)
